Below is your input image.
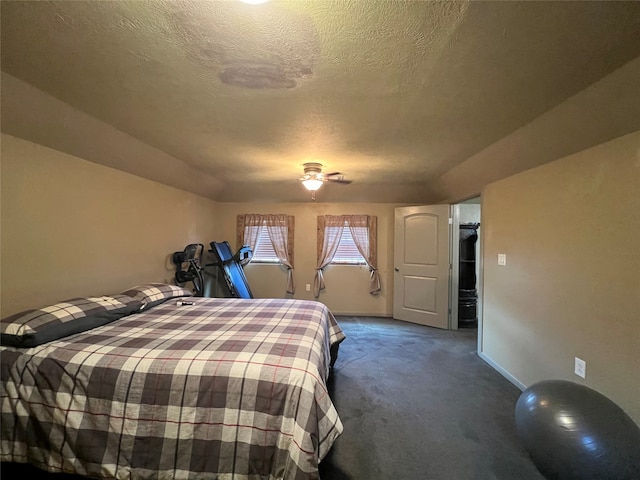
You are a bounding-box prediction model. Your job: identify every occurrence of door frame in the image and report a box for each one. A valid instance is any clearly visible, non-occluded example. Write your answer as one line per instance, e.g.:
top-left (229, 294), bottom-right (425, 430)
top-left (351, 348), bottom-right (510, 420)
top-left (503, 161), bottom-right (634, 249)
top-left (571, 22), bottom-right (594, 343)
top-left (449, 200), bottom-right (483, 347)
top-left (450, 205), bottom-right (461, 330)
top-left (476, 200), bottom-right (484, 355)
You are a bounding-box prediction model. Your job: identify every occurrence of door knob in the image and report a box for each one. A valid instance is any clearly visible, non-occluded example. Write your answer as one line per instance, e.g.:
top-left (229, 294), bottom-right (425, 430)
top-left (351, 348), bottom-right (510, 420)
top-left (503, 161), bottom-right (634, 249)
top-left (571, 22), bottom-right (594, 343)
top-left (394, 267), bottom-right (399, 272)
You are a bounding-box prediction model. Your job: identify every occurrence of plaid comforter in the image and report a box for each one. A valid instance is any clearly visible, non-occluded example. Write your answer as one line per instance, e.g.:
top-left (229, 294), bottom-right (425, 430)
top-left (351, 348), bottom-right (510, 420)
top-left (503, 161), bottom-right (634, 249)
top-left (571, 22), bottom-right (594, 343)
top-left (1, 298), bottom-right (345, 479)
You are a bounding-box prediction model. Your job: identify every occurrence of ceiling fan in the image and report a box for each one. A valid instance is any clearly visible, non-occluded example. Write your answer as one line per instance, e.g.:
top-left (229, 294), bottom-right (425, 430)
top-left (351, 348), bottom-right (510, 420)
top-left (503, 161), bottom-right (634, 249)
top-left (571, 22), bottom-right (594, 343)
top-left (299, 162), bottom-right (352, 200)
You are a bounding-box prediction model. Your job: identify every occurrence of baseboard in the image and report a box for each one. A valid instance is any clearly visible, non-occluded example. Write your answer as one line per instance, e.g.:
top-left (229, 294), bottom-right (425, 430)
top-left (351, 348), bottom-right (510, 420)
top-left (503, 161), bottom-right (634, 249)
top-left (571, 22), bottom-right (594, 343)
top-left (332, 312), bottom-right (393, 318)
top-left (478, 351), bottom-right (527, 391)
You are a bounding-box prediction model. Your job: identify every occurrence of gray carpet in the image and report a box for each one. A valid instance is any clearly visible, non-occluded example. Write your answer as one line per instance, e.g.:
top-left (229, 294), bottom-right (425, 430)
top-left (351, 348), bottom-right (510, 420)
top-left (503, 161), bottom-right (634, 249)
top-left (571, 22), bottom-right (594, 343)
top-left (319, 316), bottom-right (545, 480)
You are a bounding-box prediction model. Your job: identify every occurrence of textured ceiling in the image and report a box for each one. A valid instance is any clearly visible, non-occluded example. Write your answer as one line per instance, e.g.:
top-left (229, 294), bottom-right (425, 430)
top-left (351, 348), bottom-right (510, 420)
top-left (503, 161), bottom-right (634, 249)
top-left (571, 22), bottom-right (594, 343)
top-left (2, 0), bottom-right (640, 203)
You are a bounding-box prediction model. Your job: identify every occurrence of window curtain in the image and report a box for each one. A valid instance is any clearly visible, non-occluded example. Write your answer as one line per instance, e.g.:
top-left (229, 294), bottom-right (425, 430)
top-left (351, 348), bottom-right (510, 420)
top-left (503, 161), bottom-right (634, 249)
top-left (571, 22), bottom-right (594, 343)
top-left (315, 215), bottom-right (380, 297)
top-left (314, 215), bottom-right (345, 297)
top-left (237, 214), bottom-right (295, 294)
top-left (238, 214), bottom-right (263, 254)
top-left (348, 215), bottom-right (381, 295)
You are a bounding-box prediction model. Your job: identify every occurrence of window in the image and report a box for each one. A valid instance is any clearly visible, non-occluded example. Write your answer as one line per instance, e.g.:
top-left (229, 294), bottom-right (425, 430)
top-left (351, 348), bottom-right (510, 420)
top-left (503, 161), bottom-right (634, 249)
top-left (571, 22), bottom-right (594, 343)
top-left (247, 223), bottom-right (280, 263)
top-left (328, 222), bottom-right (367, 265)
top-left (237, 214), bottom-right (296, 294)
top-left (315, 215), bottom-right (381, 297)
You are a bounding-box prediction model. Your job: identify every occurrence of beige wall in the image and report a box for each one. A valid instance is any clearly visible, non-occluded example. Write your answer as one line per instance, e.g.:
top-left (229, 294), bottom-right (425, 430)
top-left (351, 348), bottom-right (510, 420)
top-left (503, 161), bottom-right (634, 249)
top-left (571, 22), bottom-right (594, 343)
top-left (480, 131), bottom-right (640, 423)
top-left (215, 203), bottom-right (403, 316)
top-left (0, 134), bottom-right (219, 316)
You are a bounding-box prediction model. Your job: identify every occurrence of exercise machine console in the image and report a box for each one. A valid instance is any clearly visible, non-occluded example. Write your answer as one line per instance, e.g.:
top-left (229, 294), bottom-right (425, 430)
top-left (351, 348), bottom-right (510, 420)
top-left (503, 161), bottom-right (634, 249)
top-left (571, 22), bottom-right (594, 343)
top-left (207, 241), bottom-right (254, 299)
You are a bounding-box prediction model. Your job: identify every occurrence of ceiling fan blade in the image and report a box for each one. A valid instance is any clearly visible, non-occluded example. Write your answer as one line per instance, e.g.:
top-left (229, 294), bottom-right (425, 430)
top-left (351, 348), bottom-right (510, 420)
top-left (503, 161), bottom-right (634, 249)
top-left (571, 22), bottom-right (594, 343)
top-left (326, 178), bottom-right (352, 184)
top-left (323, 172), bottom-right (342, 177)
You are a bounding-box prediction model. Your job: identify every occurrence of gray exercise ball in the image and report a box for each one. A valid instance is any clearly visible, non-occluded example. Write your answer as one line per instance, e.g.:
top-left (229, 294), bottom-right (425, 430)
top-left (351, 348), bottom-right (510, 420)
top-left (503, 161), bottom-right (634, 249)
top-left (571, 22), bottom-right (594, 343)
top-left (515, 380), bottom-right (640, 480)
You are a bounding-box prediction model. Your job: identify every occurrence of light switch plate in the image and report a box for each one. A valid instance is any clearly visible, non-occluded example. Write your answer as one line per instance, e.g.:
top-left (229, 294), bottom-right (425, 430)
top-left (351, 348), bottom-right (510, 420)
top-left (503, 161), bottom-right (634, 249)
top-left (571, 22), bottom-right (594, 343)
top-left (574, 357), bottom-right (586, 379)
top-left (498, 254), bottom-right (507, 266)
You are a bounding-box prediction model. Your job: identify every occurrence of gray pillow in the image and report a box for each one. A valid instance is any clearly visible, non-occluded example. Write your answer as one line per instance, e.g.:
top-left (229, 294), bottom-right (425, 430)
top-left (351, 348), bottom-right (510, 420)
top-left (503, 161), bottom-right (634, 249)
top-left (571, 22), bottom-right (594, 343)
top-left (120, 283), bottom-right (193, 309)
top-left (1, 295), bottom-right (142, 348)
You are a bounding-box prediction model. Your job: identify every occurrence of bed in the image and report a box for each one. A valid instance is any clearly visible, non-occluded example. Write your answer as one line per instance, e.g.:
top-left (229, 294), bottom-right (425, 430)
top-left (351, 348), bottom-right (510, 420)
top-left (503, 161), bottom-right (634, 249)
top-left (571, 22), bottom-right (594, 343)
top-left (0, 285), bottom-right (345, 479)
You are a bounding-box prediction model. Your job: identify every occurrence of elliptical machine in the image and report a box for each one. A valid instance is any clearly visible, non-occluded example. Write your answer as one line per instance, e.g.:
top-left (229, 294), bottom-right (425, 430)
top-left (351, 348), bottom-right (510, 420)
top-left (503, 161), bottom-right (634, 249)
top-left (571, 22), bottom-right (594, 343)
top-left (172, 243), bottom-right (205, 296)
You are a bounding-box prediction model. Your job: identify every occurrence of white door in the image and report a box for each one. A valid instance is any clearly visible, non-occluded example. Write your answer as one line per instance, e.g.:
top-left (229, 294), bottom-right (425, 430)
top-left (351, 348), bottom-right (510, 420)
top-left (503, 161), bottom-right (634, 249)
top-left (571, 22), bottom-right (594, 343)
top-left (393, 205), bottom-right (451, 329)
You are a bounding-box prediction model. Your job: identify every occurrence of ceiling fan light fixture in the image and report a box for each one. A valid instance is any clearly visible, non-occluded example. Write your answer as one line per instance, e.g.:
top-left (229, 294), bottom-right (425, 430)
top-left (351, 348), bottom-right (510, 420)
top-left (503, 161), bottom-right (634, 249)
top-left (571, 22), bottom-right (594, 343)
top-left (301, 178), bottom-right (324, 191)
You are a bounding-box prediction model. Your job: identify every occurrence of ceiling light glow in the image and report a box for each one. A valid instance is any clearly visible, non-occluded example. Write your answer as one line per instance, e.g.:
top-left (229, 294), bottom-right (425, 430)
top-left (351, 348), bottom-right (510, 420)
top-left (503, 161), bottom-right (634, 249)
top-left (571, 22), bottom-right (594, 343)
top-left (301, 178), bottom-right (324, 191)
top-left (239, 0), bottom-right (270, 4)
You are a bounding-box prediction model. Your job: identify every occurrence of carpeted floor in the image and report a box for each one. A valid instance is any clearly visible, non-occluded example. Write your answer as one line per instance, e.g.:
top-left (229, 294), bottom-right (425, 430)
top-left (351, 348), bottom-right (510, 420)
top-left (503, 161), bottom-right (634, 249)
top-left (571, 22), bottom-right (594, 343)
top-left (319, 316), bottom-right (545, 480)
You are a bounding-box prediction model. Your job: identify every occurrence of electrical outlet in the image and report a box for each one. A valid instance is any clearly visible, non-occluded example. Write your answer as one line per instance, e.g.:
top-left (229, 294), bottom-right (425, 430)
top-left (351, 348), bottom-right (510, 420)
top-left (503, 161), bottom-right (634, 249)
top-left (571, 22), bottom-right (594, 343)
top-left (498, 254), bottom-right (507, 266)
top-left (574, 357), bottom-right (586, 379)
top-left (305, 284), bottom-right (311, 291)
